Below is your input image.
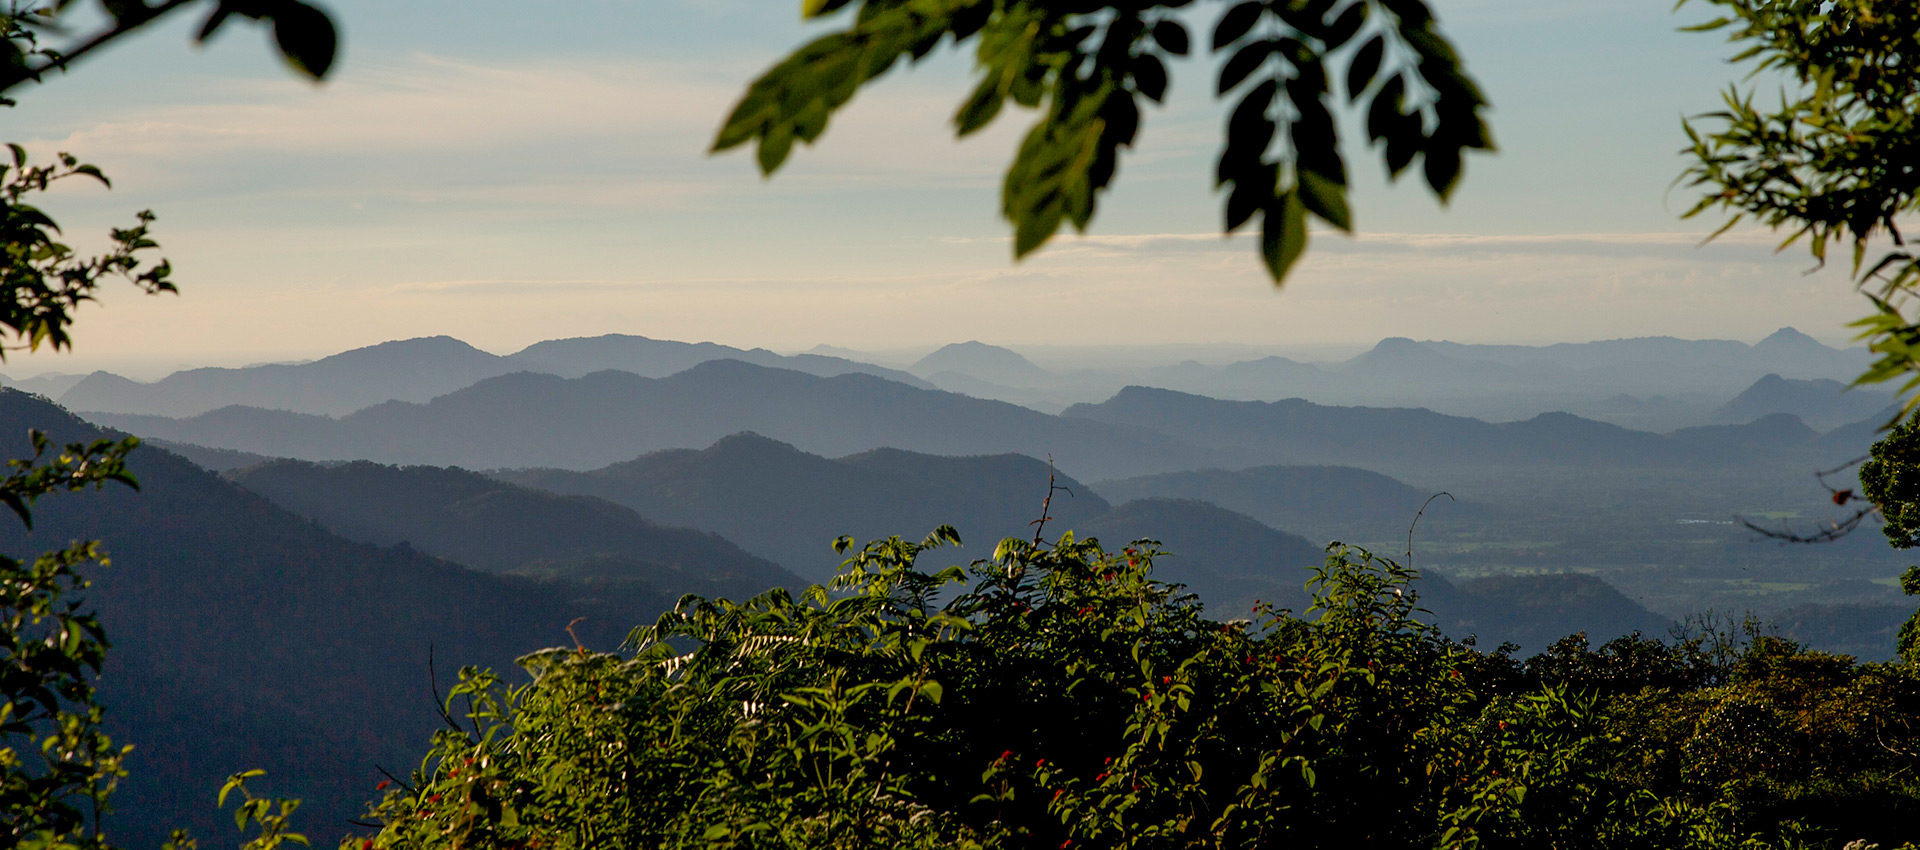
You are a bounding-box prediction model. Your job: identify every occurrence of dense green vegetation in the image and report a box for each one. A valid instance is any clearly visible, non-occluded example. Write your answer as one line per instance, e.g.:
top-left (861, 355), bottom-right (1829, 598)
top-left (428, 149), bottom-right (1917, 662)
top-left (350, 531), bottom-right (1920, 849)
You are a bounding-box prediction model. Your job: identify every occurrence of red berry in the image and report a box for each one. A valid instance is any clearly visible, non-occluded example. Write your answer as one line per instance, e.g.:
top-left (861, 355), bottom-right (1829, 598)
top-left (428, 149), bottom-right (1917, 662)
top-left (375, 780), bottom-right (390, 791)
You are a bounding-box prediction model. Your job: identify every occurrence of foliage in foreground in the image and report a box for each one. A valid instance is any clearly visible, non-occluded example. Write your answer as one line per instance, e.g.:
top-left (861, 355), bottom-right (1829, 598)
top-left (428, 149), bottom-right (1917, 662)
top-left (352, 530), bottom-right (1920, 849)
top-left (716, 0), bottom-right (1492, 284)
top-left (1679, 0), bottom-right (1920, 414)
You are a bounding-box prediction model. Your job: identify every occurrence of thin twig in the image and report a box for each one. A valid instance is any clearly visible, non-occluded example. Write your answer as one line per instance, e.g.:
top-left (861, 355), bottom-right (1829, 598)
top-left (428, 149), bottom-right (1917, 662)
top-left (1406, 492), bottom-right (1454, 570)
top-left (1, 0), bottom-right (199, 92)
top-left (373, 764), bottom-right (416, 795)
top-left (1739, 506), bottom-right (1878, 544)
top-left (1739, 454), bottom-right (1880, 543)
top-left (426, 644), bottom-right (475, 740)
top-left (1028, 455), bottom-right (1072, 547)
top-left (566, 616), bottom-right (588, 653)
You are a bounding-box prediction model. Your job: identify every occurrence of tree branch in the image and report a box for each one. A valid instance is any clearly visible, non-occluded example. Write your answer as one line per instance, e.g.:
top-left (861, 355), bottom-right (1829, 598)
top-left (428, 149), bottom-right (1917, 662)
top-left (1, 0), bottom-right (201, 94)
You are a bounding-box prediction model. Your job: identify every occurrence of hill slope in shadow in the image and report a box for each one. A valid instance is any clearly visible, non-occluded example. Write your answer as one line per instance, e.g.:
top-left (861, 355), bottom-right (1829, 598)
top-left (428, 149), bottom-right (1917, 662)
top-left (227, 459), bottom-right (801, 600)
top-left (0, 390), bottom-right (691, 847)
top-left (1092, 465), bottom-right (1486, 545)
top-left (499, 434), bottom-right (1668, 651)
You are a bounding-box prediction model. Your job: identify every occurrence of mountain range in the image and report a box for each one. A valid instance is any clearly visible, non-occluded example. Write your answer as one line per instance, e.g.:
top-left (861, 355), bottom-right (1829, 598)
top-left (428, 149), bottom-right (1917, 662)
top-left (11, 328), bottom-right (1877, 431)
top-left (82, 361), bottom-right (1218, 479)
top-left (1712, 373), bottom-right (1894, 428)
top-left (42, 334), bottom-right (928, 418)
top-left (75, 354), bottom-right (1895, 494)
top-left (875, 328), bottom-right (1878, 427)
top-left (1063, 386), bottom-right (1870, 477)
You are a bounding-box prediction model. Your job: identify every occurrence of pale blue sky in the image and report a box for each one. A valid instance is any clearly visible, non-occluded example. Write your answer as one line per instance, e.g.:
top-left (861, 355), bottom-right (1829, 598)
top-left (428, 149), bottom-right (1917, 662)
top-left (3, 0), bottom-right (1873, 376)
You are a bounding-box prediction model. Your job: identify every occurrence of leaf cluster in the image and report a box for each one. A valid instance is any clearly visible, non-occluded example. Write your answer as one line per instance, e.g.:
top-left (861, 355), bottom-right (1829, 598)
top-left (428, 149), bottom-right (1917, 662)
top-left (714, 0), bottom-right (1492, 284)
top-left (1677, 0), bottom-right (1920, 416)
top-left (0, 146), bottom-right (174, 361)
top-left (0, 431), bottom-right (145, 848)
top-left (1, 0), bottom-right (337, 96)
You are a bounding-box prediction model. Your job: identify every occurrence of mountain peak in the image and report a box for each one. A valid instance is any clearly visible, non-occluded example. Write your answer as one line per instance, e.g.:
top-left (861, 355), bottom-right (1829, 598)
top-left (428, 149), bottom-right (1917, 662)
top-left (912, 341), bottom-right (1050, 385)
top-left (1754, 327), bottom-right (1829, 351)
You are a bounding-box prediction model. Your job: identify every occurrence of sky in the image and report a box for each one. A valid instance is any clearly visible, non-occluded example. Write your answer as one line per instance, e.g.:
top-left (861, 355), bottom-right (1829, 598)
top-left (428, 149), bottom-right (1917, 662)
top-left (1, 0), bottom-right (1878, 377)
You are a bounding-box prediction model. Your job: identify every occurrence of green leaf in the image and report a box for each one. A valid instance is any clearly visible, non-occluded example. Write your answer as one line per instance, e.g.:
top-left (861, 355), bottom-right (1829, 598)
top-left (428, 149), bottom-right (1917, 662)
top-left (1325, 2), bottom-right (1367, 48)
top-left (1151, 20), bottom-right (1190, 56)
top-left (1347, 35), bottom-right (1384, 97)
top-left (757, 123), bottom-right (796, 175)
top-left (70, 164), bottom-right (111, 188)
top-left (1218, 39), bottom-right (1276, 94)
top-left (268, 1), bottom-right (338, 80)
top-left (1298, 168), bottom-right (1352, 231)
top-left (802, 0), bottom-right (857, 18)
top-left (1212, 2), bottom-right (1264, 50)
top-left (1260, 190), bottom-right (1309, 283)
top-left (955, 73), bottom-right (1007, 136)
top-left (195, 7), bottom-right (233, 42)
top-left (1423, 144), bottom-right (1463, 200)
top-left (1224, 163), bottom-right (1276, 231)
top-left (1132, 54), bottom-right (1168, 102)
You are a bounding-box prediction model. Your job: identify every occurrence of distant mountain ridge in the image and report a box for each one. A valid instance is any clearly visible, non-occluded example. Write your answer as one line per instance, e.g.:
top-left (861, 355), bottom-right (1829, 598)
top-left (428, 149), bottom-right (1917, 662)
top-left (60, 336), bottom-right (508, 417)
top-left (1064, 385), bottom-right (1873, 475)
top-left (497, 433), bottom-right (1667, 648)
top-left (1714, 373), bottom-right (1894, 428)
top-left (82, 360), bottom-right (1220, 480)
top-left (58, 333), bottom-right (929, 418)
top-left (872, 327), bottom-right (1876, 429)
top-left (83, 359), bottom-right (1888, 489)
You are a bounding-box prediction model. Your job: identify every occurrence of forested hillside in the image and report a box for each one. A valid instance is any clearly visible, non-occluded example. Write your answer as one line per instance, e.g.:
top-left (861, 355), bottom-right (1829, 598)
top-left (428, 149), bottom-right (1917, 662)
top-left (0, 390), bottom-right (674, 846)
top-left (227, 459), bottom-right (800, 599)
top-left (496, 433), bottom-right (1666, 649)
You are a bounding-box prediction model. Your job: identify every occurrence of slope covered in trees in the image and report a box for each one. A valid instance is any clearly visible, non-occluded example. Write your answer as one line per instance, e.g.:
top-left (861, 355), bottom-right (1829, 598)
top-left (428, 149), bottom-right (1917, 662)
top-left (1093, 464), bottom-right (1486, 544)
top-left (0, 389), bottom-right (688, 846)
top-left (227, 459), bottom-right (800, 599)
top-left (499, 433), bottom-right (1666, 649)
